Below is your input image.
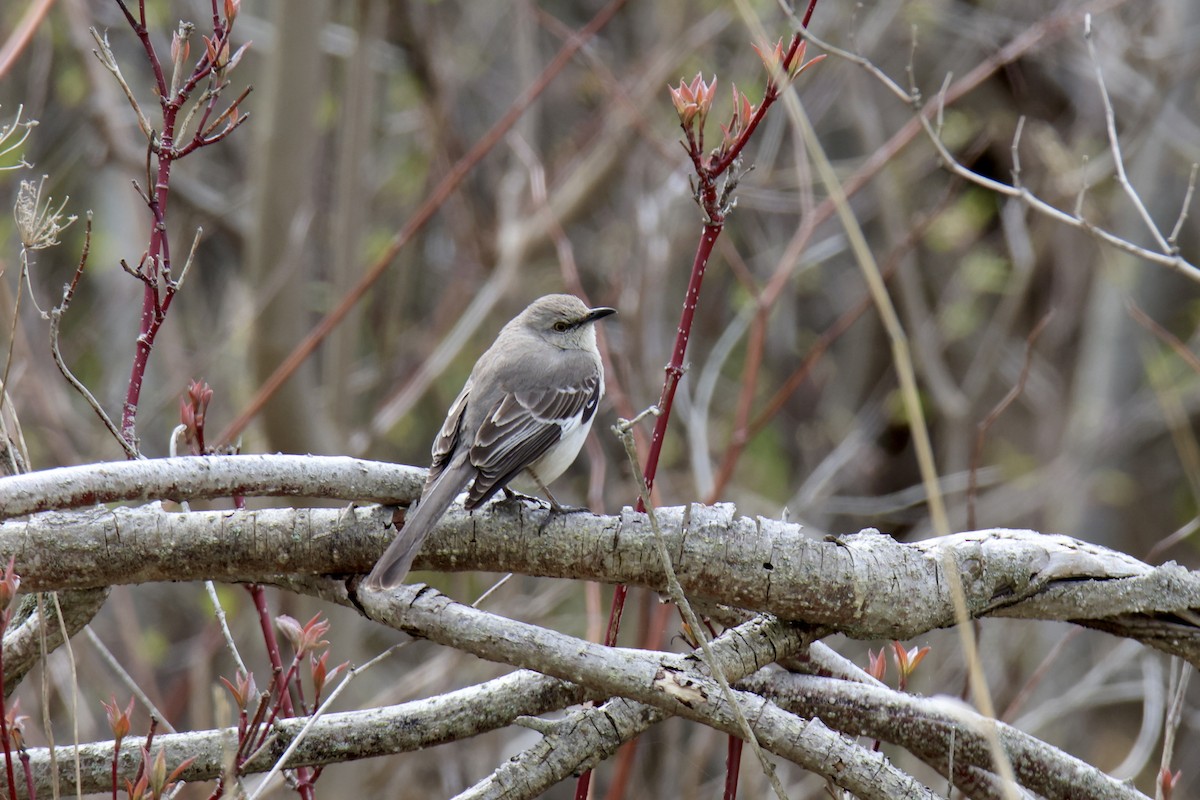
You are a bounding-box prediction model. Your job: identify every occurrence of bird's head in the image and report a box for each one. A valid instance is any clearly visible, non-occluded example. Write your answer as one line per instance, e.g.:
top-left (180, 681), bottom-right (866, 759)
top-left (520, 294), bottom-right (616, 350)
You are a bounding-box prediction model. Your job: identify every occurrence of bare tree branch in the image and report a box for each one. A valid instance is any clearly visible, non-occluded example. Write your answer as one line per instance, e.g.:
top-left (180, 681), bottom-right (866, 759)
top-left (5, 670), bottom-right (583, 798)
top-left (0, 455), bottom-right (423, 519)
top-left (1, 480), bottom-right (1196, 662)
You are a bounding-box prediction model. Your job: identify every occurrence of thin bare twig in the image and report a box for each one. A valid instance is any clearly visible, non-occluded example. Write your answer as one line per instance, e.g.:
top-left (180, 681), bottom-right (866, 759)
top-left (1010, 115), bottom-right (1026, 188)
top-left (786, 0), bottom-right (1200, 284)
top-left (614, 418), bottom-right (788, 800)
top-left (1157, 660), bottom-right (1191, 800)
top-left (967, 312), bottom-right (1054, 530)
top-left (1083, 14), bottom-right (1170, 254)
top-left (1167, 164), bottom-right (1198, 251)
top-left (48, 215), bottom-right (139, 460)
top-left (89, 28), bottom-right (154, 142)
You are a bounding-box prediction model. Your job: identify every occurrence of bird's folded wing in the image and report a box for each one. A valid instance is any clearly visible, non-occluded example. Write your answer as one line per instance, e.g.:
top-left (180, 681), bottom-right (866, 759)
top-left (465, 375), bottom-right (601, 508)
top-left (426, 382), bottom-right (471, 488)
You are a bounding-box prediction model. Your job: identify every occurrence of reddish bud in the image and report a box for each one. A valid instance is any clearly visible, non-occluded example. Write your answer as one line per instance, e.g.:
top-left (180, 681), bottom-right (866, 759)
top-left (1159, 767), bottom-right (1182, 800)
top-left (170, 32), bottom-right (190, 67)
top-left (224, 0), bottom-right (241, 23)
top-left (310, 652), bottom-right (349, 700)
top-left (866, 648), bottom-right (887, 682)
top-left (180, 379), bottom-right (213, 454)
top-left (202, 35), bottom-right (218, 66)
top-left (0, 557), bottom-right (20, 620)
top-left (752, 38), bottom-right (787, 81)
top-left (149, 747), bottom-right (168, 796)
top-left (5, 699), bottom-right (27, 749)
top-left (276, 613), bottom-right (331, 656)
top-left (788, 40), bottom-right (826, 80)
top-left (891, 641), bottom-right (931, 688)
top-left (220, 671), bottom-right (257, 709)
top-left (669, 73), bottom-right (716, 131)
top-left (102, 695), bottom-right (134, 744)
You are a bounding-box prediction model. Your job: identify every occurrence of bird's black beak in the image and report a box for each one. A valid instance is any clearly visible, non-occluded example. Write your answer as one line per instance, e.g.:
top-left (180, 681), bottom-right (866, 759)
top-left (584, 307), bottom-right (617, 324)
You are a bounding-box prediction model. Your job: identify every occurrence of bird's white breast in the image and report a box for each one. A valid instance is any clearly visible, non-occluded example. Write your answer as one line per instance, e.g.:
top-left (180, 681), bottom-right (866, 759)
top-left (529, 411), bottom-right (593, 485)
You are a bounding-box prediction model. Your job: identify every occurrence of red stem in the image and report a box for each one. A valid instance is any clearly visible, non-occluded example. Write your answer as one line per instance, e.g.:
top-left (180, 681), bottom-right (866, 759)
top-left (582, 219), bottom-right (727, 800)
top-left (0, 637), bottom-right (15, 800)
top-left (639, 223), bottom-right (722, 502)
top-left (246, 585), bottom-right (315, 799)
top-left (585, 6), bottom-right (823, 797)
top-left (18, 752), bottom-right (31, 800)
top-left (723, 737), bottom-right (744, 800)
top-left (116, 18), bottom-right (235, 452)
top-left (111, 736), bottom-right (121, 800)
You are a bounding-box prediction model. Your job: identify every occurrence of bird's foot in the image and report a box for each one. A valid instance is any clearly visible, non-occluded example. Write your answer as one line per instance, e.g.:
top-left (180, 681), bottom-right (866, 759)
top-left (502, 486), bottom-right (591, 515)
top-left (548, 501), bottom-right (591, 515)
top-left (500, 487), bottom-right (549, 509)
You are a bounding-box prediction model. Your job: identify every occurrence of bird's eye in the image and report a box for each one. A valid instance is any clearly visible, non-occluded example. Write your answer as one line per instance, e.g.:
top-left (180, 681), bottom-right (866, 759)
top-left (553, 320), bottom-right (570, 332)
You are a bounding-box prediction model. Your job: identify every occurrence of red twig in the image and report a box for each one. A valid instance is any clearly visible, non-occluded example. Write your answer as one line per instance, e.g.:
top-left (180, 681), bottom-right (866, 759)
top-left (130, 717), bottom-right (158, 791)
top-left (109, 5), bottom-right (246, 453)
top-left (17, 750), bottom-right (31, 800)
top-left (0, 562), bottom-right (18, 800)
top-left (723, 736), bottom-right (744, 800)
top-left (0, 649), bottom-right (15, 800)
top-left (580, 6), bottom-right (824, 799)
top-left (245, 584), bottom-right (316, 799)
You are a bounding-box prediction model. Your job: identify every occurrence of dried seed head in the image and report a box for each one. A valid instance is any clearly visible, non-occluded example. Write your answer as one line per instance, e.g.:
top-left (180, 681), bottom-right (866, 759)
top-left (14, 175), bottom-right (76, 251)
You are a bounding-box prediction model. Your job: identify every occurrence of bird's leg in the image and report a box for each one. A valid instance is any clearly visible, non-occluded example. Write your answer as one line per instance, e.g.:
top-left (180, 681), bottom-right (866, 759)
top-left (526, 471), bottom-right (590, 515)
top-left (500, 486), bottom-right (546, 508)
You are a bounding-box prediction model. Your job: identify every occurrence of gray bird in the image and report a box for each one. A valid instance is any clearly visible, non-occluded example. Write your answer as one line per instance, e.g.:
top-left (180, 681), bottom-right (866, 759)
top-left (365, 294), bottom-right (615, 589)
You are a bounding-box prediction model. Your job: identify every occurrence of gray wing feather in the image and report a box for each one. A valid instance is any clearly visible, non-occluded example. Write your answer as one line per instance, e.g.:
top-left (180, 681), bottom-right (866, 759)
top-left (426, 383), bottom-right (470, 489)
top-left (465, 375), bottom-right (599, 508)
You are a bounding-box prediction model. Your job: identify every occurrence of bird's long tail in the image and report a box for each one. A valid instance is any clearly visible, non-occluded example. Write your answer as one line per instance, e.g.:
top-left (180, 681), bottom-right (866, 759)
top-left (364, 455), bottom-right (471, 589)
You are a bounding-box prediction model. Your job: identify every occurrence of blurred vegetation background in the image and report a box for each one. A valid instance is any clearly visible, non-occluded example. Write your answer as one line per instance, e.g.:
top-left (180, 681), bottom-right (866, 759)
top-left (1, 0), bottom-right (1198, 796)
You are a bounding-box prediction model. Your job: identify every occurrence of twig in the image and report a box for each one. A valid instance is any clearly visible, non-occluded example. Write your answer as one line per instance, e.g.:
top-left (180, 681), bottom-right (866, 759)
top-left (914, 70), bottom-right (1199, 282)
top-left (967, 312), bottom-right (1053, 530)
top-left (98, 4), bottom-right (247, 452)
top-left (175, 227), bottom-right (203, 292)
top-left (613, 419), bottom-right (789, 800)
top-left (784, 0), bottom-right (1200, 284)
top-left (205, 581), bottom-right (247, 678)
top-left (51, 591), bottom-right (84, 798)
top-left (1074, 154), bottom-right (1091, 219)
top-left (1157, 660), bottom-right (1191, 800)
top-left (89, 28), bottom-right (154, 142)
top-left (1167, 164), bottom-right (1198, 252)
top-left (82, 627), bottom-right (176, 734)
top-left (48, 215), bottom-right (140, 460)
top-left (1010, 115), bottom-right (1026, 188)
top-left (939, 550), bottom-right (1020, 800)
top-left (1083, 14), bottom-right (1170, 254)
